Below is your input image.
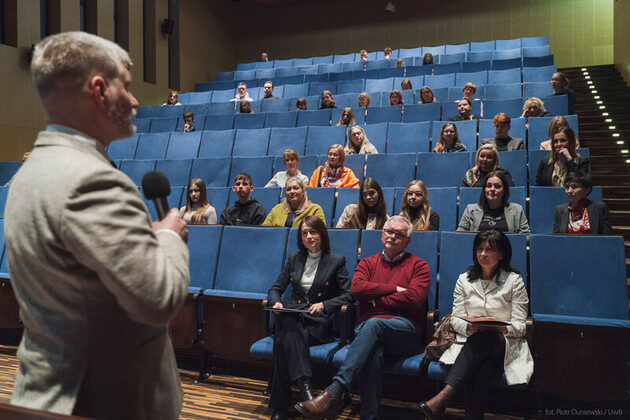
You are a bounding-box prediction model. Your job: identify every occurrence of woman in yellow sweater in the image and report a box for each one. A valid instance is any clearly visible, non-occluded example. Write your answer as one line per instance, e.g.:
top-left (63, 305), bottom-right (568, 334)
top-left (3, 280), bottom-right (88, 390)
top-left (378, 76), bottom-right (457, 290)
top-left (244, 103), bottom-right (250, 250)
top-left (262, 177), bottom-right (326, 227)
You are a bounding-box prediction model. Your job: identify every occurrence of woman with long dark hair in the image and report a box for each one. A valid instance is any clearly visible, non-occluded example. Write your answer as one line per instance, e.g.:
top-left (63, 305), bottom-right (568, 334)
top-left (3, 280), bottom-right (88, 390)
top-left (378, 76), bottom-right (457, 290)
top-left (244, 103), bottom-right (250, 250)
top-left (179, 178), bottom-right (217, 224)
top-left (536, 126), bottom-right (589, 187)
top-left (336, 178), bottom-right (388, 229)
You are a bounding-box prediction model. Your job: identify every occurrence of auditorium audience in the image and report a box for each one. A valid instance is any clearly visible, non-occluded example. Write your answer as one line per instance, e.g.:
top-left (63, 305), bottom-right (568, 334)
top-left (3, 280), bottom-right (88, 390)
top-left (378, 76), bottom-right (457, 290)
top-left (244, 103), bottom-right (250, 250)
top-left (539, 116), bottom-right (581, 150)
top-left (267, 215), bottom-right (353, 420)
top-left (422, 53), bottom-right (434, 65)
top-left (390, 90), bottom-right (404, 106)
top-left (401, 79), bottom-right (413, 91)
top-left (263, 81), bottom-right (279, 99)
top-left (319, 90), bottom-right (337, 109)
top-left (418, 230), bottom-right (532, 420)
top-left (481, 113), bottom-right (525, 151)
top-left (296, 98), bottom-right (307, 111)
top-left (344, 126), bottom-right (378, 155)
top-left (309, 145), bottom-right (360, 188)
top-left (521, 97), bottom-right (550, 118)
top-left (449, 99), bottom-right (481, 121)
top-left (551, 71), bottom-right (575, 114)
top-left (433, 123), bottom-right (467, 153)
top-left (231, 82), bottom-right (252, 102)
top-left (457, 171), bottom-right (530, 234)
top-left (263, 177), bottom-right (325, 227)
top-left (419, 86), bottom-right (436, 104)
top-left (261, 52), bottom-right (269, 62)
top-left (239, 101), bottom-right (254, 114)
top-left (358, 92), bottom-right (371, 107)
top-left (384, 47), bottom-right (393, 60)
top-left (179, 178), bottom-right (217, 225)
top-left (182, 112), bottom-right (196, 132)
top-left (360, 49), bottom-right (368, 61)
top-left (265, 149), bottom-right (310, 188)
top-left (462, 144), bottom-right (515, 187)
top-left (399, 180), bottom-right (439, 231)
top-left (163, 90), bottom-right (181, 106)
top-left (220, 174), bottom-right (266, 226)
top-left (336, 107), bottom-right (356, 126)
top-left (336, 178), bottom-right (388, 229)
top-left (553, 172), bottom-right (612, 235)
top-left (535, 127), bottom-right (589, 186)
top-left (462, 82), bottom-right (478, 101)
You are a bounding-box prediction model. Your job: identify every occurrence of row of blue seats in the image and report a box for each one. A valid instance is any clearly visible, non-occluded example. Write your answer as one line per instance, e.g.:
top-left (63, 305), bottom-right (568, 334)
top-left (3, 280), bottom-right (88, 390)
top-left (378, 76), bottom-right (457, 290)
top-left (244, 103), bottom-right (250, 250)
top-left (202, 66), bottom-right (557, 100)
top-left (222, 53), bottom-right (553, 85)
top-left (114, 117), bottom-right (579, 163)
top-left (233, 36), bottom-right (549, 70)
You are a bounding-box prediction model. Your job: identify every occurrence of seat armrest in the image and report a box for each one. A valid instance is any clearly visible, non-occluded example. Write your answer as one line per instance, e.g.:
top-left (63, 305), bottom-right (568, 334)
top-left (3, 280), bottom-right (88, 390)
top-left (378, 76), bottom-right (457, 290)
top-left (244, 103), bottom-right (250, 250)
top-left (340, 304), bottom-right (357, 345)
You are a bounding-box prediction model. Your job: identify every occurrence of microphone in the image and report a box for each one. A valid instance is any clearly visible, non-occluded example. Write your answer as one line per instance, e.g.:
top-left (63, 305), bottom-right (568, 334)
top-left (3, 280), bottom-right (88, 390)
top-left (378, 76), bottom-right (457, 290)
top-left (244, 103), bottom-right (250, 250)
top-left (142, 171), bottom-right (171, 220)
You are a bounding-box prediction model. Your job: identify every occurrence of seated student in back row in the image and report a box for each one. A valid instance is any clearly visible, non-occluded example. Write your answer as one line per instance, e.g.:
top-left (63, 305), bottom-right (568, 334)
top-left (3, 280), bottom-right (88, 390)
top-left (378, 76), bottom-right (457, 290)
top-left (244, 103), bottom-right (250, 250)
top-left (481, 113), bottom-right (525, 151)
top-left (449, 99), bottom-right (481, 121)
top-left (263, 177), bottom-right (326, 227)
top-left (263, 81), bottom-right (279, 99)
top-left (220, 173), bottom-right (266, 226)
top-left (309, 145), bottom-right (360, 188)
top-left (183, 112), bottom-right (195, 132)
top-left (554, 172), bottom-right (612, 235)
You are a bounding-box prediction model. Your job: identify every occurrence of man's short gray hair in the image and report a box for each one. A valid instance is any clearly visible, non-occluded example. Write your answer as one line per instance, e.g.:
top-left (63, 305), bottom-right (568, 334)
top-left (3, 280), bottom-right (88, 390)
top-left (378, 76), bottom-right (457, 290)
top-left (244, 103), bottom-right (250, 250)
top-left (384, 215), bottom-right (412, 237)
top-left (31, 31), bottom-right (132, 99)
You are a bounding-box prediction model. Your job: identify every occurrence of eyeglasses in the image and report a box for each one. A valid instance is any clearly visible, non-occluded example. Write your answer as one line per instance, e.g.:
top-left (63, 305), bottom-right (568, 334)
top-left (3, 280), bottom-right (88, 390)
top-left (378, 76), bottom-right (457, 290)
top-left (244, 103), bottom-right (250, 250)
top-left (383, 228), bottom-right (408, 240)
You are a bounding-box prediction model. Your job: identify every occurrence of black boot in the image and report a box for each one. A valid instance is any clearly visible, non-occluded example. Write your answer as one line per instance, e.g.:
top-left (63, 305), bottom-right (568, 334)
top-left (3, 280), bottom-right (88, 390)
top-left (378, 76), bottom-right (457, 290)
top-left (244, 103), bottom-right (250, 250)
top-left (297, 376), bottom-right (314, 402)
top-left (270, 408), bottom-right (288, 420)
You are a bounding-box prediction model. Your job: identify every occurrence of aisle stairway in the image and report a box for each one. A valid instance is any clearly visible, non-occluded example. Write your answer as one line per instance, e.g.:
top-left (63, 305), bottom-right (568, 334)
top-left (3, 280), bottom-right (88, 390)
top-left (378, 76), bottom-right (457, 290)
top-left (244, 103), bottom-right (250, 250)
top-left (560, 64), bottom-right (630, 301)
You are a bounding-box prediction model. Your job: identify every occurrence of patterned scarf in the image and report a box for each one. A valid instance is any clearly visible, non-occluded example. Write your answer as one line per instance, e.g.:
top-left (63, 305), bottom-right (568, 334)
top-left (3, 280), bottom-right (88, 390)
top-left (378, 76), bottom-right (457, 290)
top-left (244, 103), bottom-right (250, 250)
top-left (568, 199), bottom-right (590, 234)
top-left (321, 164), bottom-right (344, 187)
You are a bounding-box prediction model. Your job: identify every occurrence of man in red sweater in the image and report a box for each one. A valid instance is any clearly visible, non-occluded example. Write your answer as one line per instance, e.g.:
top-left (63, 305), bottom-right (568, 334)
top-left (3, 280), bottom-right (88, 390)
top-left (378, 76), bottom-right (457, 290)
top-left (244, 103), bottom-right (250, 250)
top-left (296, 216), bottom-right (430, 419)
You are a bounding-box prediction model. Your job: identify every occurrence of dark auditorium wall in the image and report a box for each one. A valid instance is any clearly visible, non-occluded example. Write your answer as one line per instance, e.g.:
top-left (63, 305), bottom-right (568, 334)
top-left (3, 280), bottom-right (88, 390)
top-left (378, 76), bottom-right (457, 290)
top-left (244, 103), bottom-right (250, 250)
top-left (231, 0), bottom-right (613, 70)
top-left (614, 0), bottom-right (630, 85)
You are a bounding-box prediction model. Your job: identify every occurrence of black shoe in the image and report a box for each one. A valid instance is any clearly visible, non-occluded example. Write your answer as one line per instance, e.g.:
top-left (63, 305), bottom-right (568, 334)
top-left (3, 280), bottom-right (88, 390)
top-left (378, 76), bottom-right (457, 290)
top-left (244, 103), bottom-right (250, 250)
top-left (418, 401), bottom-right (435, 420)
top-left (271, 408), bottom-right (288, 420)
top-left (297, 377), bottom-right (314, 402)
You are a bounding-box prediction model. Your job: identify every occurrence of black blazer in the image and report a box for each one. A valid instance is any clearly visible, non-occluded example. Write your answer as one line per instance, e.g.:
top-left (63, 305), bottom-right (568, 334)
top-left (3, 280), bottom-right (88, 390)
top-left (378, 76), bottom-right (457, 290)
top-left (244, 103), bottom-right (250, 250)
top-left (553, 200), bottom-right (612, 235)
top-left (535, 155), bottom-right (590, 186)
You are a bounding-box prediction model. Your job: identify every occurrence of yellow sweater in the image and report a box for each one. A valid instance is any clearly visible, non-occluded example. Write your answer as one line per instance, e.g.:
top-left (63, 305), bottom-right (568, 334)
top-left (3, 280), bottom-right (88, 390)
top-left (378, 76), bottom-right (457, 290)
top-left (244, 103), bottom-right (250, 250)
top-left (261, 202), bottom-right (326, 227)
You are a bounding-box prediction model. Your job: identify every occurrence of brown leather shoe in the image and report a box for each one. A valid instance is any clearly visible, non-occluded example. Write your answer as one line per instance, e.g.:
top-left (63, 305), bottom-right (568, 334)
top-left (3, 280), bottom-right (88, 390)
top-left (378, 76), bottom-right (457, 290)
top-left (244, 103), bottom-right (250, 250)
top-left (294, 391), bottom-right (340, 419)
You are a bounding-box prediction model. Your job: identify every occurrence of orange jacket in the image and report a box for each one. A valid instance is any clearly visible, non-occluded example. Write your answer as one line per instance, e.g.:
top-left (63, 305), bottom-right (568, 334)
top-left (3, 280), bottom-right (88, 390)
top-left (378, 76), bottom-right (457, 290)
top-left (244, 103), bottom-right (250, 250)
top-left (308, 166), bottom-right (360, 189)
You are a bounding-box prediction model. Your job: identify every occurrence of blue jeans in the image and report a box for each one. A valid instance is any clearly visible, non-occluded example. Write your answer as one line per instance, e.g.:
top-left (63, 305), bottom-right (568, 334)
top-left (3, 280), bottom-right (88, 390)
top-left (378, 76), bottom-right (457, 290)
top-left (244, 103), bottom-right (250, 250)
top-left (333, 316), bottom-right (422, 419)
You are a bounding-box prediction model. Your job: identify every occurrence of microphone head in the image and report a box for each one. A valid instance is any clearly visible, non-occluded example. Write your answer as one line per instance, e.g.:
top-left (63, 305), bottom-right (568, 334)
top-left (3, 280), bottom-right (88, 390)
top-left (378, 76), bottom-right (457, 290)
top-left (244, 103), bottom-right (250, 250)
top-left (142, 171), bottom-right (171, 199)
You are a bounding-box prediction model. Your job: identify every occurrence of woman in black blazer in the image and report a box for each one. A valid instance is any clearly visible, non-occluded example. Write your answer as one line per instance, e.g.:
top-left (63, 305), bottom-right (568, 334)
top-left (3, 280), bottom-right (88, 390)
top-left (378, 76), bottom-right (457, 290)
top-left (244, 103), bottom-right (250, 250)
top-left (536, 127), bottom-right (589, 186)
top-left (553, 172), bottom-right (612, 235)
top-left (267, 216), bottom-right (353, 420)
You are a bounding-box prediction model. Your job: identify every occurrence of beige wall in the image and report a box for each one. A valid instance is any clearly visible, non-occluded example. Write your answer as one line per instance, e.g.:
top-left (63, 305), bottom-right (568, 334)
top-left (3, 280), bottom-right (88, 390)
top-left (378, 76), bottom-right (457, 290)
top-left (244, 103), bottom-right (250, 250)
top-left (614, 0), bottom-right (630, 85)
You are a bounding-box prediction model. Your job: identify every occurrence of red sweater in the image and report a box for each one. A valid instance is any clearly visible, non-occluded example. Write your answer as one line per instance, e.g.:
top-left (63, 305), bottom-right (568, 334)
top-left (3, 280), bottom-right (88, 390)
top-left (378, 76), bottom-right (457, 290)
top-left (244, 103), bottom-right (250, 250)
top-left (351, 252), bottom-right (430, 331)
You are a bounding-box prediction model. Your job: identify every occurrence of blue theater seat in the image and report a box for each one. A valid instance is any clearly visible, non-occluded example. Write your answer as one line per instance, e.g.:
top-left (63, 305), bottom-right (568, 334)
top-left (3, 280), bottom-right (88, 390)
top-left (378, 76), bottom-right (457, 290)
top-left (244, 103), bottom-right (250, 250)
top-left (333, 188), bottom-right (359, 225)
top-left (522, 55), bottom-right (554, 68)
top-left (135, 133), bottom-right (170, 159)
top-left (264, 111), bottom-right (298, 128)
top-left (198, 130), bottom-right (235, 158)
top-left (190, 158), bottom-right (232, 188)
top-left (313, 55), bottom-right (334, 65)
top-left (455, 70), bottom-right (488, 87)
top-left (305, 125), bottom-right (346, 155)
top-left (423, 45), bottom-right (446, 56)
top-left (362, 122), bottom-right (388, 153)
top-left (540, 94), bottom-right (568, 116)
top-left (233, 128), bottom-right (271, 157)
top-left (211, 89), bottom-right (236, 103)
top-left (283, 83), bottom-right (310, 99)
top-left (309, 81), bottom-right (337, 96)
top-left (205, 80), bottom-right (234, 91)
top-left (332, 94), bottom-right (353, 109)
top-left (417, 152), bottom-right (471, 188)
top-left (522, 65), bottom-right (557, 82)
top-left (155, 159), bottom-right (193, 188)
top-left (293, 57), bottom-right (314, 67)
top-left (522, 45), bottom-right (550, 57)
top-left (272, 155), bottom-right (319, 181)
top-left (261, 98), bottom-right (290, 113)
top-left (365, 153), bottom-right (415, 188)
top-left (492, 57), bottom-right (522, 70)
top-left (365, 105), bottom-right (402, 124)
top-left (483, 98), bottom-right (524, 119)
top-left (467, 51), bottom-right (493, 62)
top-left (377, 68), bottom-right (405, 79)
top-left (497, 150), bottom-right (528, 186)
top-left (529, 186), bottom-right (602, 234)
top-left (275, 67), bottom-right (300, 77)
top-left (461, 60), bottom-right (491, 73)
top-left (166, 132), bottom-right (202, 159)
top-left (403, 103), bottom-right (440, 123)
top-left (160, 106), bottom-right (186, 118)
top-left (433, 120), bottom-right (477, 151)
top-left (133, 118), bottom-right (151, 133)
top-left (234, 70), bottom-right (256, 81)
top-left (488, 68), bottom-right (521, 85)
top-left (424, 74), bottom-right (456, 89)
top-left (386, 122), bottom-right (431, 154)
top-left (187, 91), bottom-right (212, 105)
top-left (205, 187), bottom-right (231, 216)
top-left (304, 187), bottom-right (335, 226)
top-left (0, 187), bottom-right (8, 219)
top-left (441, 52), bottom-right (466, 64)
top-left (522, 36), bottom-right (548, 48)
top-left (177, 93), bottom-right (192, 105)
top-left (433, 62), bottom-right (462, 75)
top-left (523, 81), bottom-right (554, 98)
top-left (493, 48), bottom-right (521, 59)
top-left (398, 47), bottom-right (423, 59)
top-left (333, 53), bottom-right (356, 63)
top-left (484, 83), bottom-right (522, 100)
top-left (337, 79), bottom-right (365, 95)
top-left (187, 225), bottom-right (223, 290)
top-left (297, 109), bottom-right (332, 127)
top-left (183, 103), bottom-right (209, 116)
top-left (458, 186), bottom-right (526, 222)
top-left (445, 43), bottom-right (469, 54)
top-left (365, 78), bottom-right (395, 93)
top-left (329, 71), bottom-right (354, 82)
top-left (318, 63), bottom-right (343, 75)
top-left (207, 102), bottom-right (236, 115)
top-left (255, 68), bottom-right (276, 80)
top-left (234, 113), bottom-right (266, 130)
top-left (236, 63), bottom-right (255, 71)
top-left (304, 95), bottom-right (322, 110)
top-left (268, 126), bottom-right (308, 156)
top-left (365, 60), bottom-right (389, 71)
top-left (108, 134), bottom-right (139, 160)
top-left (136, 106), bottom-right (160, 119)
top-left (230, 156), bottom-right (274, 188)
top-left (394, 75), bottom-right (424, 90)
top-left (470, 40), bottom-right (495, 52)
top-left (405, 65), bottom-right (433, 77)
top-left (203, 114), bottom-right (235, 131)
top-left (143, 187), bottom-right (184, 221)
top-left (119, 159), bottom-right (156, 186)
top-left (342, 62), bottom-right (365, 72)
top-left (215, 71), bottom-right (234, 81)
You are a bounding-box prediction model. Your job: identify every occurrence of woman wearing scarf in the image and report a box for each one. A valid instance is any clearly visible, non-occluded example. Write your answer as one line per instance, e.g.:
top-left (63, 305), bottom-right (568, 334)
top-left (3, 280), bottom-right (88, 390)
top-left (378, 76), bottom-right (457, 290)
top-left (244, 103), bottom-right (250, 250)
top-left (553, 172), bottom-right (611, 235)
top-left (308, 144), bottom-right (360, 189)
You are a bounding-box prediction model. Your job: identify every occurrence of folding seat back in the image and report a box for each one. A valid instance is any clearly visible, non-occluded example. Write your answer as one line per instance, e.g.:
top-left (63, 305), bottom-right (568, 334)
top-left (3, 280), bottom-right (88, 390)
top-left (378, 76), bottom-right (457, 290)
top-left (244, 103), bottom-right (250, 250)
top-left (283, 83), bottom-right (310, 99)
top-left (297, 109), bottom-right (332, 127)
top-left (147, 117), bottom-right (177, 133)
top-left (445, 43), bottom-right (469, 54)
top-left (228, 186), bottom-right (280, 216)
top-left (198, 129), bottom-right (235, 158)
top-left (467, 51), bottom-right (493, 63)
top-left (293, 57), bottom-right (314, 67)
top-left (398, 47), bottom-right (423, 59)
top-left (155, 159), bottom-right (193, 188)
top-left (440, 100), bottom-right (481, 122)
top-left (334, 188), bottom-right (359, 225)
top-left (365, 153), bottom-right (415, 187)
top-left (247, 88), bottom-right (263, 101)
top-left (423, 45), bottom-right (446, 56)
top-left (210, 89), bottom-right (234, 103)
top-left (137, 106), bottom-right (160, 119)
top-left (365, 105), bottom-right (402, 124)
top-left (183, 104), bottom-right (209, 117)
top-left (215, 71), bottom-right (235, 81)
top-left (304, 187), bottom-right (335, 226)
top-left (426, 187), bottom-right (459, 232)
top-left (313, 55), bottom-right (334, 65)
top-left (304, 95), bottom-right (322, 110)
top-left (522, 65), bottom-right (557, 82)
top-left (365, 60), bottom-right (389, 71)
top-left (433, 119), bottom-right (477, 151)
top-left (529, 186), bottom-right (602, 234)
top-left (274, 76), bottom-right (305, 87)
top-left (195, 82), bottom-right (211, 91)
top-left (337, 79), bottom-right (365, 95)
top-left (484, 83), bottom-right (522, 100)
top-left (377, 68), bottom-right (405, 79)
top-left (120, 159), bottom-right (156, 186)
top-left (488, 68), bottom-right (521, 85)
top-left (522, 36), bottom-right (548, 48)
top-left (522, 55), bottom-right (554, 68)
top-left (187, 91), bottom-right (212, 105)
top-left (395, 75), bottom-right (424, 91)
top-left (405, 65), bottom-right (433, 77)
top-left (166, 132), bottom-right (202, 159)
top-left (522, 45), bottom-right (550, 57)
top-left (268, 126), bottom-right (308, 156)
top-left (318, 63), bottom-right (343, 75)
top-left (455, 70), bottom-right (488, 87)
top-left (541, 94), bottom-right (569, 116)
top-left (272, 154), bottom-right (319, 181)
top-left (478, 118), bottom-right (527, 144)
top-left (483, 98), bottom-right (524, 119)
top-left (213, 226), bottom-right (288, 294)
top-left (400, 89), bottom-right (414, 105)
top-left (261, 98), bottom-right (290, 113)
top-left (206, 80), bottom-right (235, 91)
top-left (332, 93), bottom-right (353, 109)
top-left (492, 56), bottom-right (524, 69)
top-left (329, 71), bottom-right (354, 82)
top-left (177, 93), bottom-right (192, 105)
top-left (333, 53), bottom-right (356, 63)
top-left (309, 82), bottom-right (337, 96)
top-left (135, 133), bottom-right (170, 159)
top-left (424, 73), bottom-right (455, 89)
top-left (207, 102), bottom-right (235, 115)
top-left (365, 78), bottom-right (395, 94)
top-left (523, 81), bottom-right (554, 99)
top-left (187, 225), bottom-right (223, 290)
top-left (493, 48), bottom-right (520, 60)
top-left (229, 156), bottom-right (274, 188)
top-left (0, 187), bottom-right (8, 219)
top-left (461, 61), bottom-right (491, 73)
top-left (458, 186), bottom-right (526, 221)
top-left (386, 122), bottom-right (431, 154)
top-left (108, 134), bottom-right (139, 160)
top-left (203, 114), bottom-right (235, 131)
top-left (275, 67), bottom-right (300, 77)
top-left (236, 62), bottom-right (256, 71)
top-left (305, 75), bottom-right (329, 84)
top-left (203, 187), bottom-right (231, 216)
top-left (361, 122), bottom-right (388, 153)
top-left (234, 70), bottom-right (256, 81)
top-left (433, 62), bottom-right (462, 75)
top-left (234, 113), bottom-right (266, 130)
top-left (263, 111), bottom-right (297, 129)
top-left (190, 157), bottom-right (232, 188)
top-left (273, 58), bottom-right (294, 68)
top-left (342, 62), bottom-right (365, 72)
top-left (233, 128), bottom-right (271, 157)
top-left (417, 152), bottom-right (471, 188)
top-left (440, 52), bottom-right (466, 65)
top-left (470, 40), bottom-right (495, 52)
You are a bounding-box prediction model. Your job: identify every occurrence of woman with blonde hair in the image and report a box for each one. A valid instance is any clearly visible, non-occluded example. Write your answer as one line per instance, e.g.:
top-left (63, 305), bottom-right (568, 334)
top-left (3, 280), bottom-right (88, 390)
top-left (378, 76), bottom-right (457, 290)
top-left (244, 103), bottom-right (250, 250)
top-left (265, 149), bottom-right (310, 188)
top-left (535, 127), bottom-right (589, 187)
top-left (336, 178), bottom-right (388, 230)
top-left (357, 92), bottom-right (371, 107)
top-left (390, 90), bottom-right (404, 106)
top-left (419, 86), bottom-right (436, 104)
top-left (399, 180), bottom-right (439, 231)
top-left (539, 116), bottom-right (581, 151)
top-left (263, 177), bottom-right (325, 227)
top-left (521, 97), bottom-right (550, 118)
top-left (308, 145), bottom-right (360, 188)
top-left (433, 123), bottom-right (467, 153)
top-left (163, 90), bottom-right (181, 106)
top-left (462, 144), bottom-right (515, 187)
top-left (179, 178), bottom-right (217, 224)
top-left (336, 107), bottom-right (356, 126)
top-left (345, 125), bottom-right (378, 155)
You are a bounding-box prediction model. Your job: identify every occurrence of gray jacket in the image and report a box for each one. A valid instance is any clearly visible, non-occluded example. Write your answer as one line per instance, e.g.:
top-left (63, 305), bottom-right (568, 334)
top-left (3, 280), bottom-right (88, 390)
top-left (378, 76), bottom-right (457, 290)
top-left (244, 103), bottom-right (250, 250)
top-left (457, 202), bottom-right (530, 235)
top-left (481, 136), bottom-right (525, 152)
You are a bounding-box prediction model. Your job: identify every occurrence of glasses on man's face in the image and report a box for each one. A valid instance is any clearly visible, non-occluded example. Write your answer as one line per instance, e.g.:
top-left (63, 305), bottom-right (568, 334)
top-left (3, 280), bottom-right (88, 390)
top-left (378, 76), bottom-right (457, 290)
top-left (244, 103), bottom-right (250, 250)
top-left (383, 228), bottom-right (408, 240)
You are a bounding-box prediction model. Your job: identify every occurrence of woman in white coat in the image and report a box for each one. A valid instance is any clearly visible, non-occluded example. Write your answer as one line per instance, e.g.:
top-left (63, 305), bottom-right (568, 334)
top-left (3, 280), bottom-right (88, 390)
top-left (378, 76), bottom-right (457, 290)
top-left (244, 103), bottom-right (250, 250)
top-left (418, 230), bottom-right (533, 420)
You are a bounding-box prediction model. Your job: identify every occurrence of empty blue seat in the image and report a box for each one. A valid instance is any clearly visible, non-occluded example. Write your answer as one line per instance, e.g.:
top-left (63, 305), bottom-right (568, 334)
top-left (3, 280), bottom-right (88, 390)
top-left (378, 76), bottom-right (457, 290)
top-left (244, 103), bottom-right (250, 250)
top-left (264, 111), bottom-right (298, 128)
top-left (200, 187), bottom-right (230, 216)
top-left (272, 154), bottom-right (319, 181)
top-left (433, 63), bottom-right (462, 75)
top-left (342, 62), bottom-right (364, 72)
top-left (207, 102), bottom-right (236, 115)
top-left (205, 80), bottom-right (235, 91)
top-left (365, 78), bottom-right (395, 94)
top-left (432, 120), bottom-right (477, 151)
top-left (268, 126), bottom-right (308, 156)
top-left (177, 93), bottom-right (192, 105)
top-left (229, 156), bottom-right (274, 188)
top-left (166, 132), bottom-right (202, 159)
top-left (483, 98), bottom-right (524, 119)
top-left (424, 74), bottom-right (456, 89)
top-left (488, 68), bottom-right (521, 85)
top-left (304, 95), bottom-right (322, 110)
top-left (233, 128), bottom-right (271, 157)
top-left (523, 81), bottom-right (554, 98)
top-left (137, 106), bottom-right (160, 119)
top-left (318, 63), bottom-right (344, 75)
top-left (522, 65), bottom-right (557, 82)
top-left (273, 58), bottom-right (294, 68)
top-left (365, 153), bottom-right (415, 188)
top-left (527, 115), bottom-right (578, 150)
top-left (274, 67), bottom-right (300, 78)
top-left (187, 91), bottom-right (212, 105)
top-left (119, 159), bottom-right (156, 186)
top-left (405, 65), bottom-right (433, 77)
top-left (333, 53), bottom-right (356, 63)
top-left (283, 83), bottom-right (310, 99)
top-left (135, 133), bottom-right (170, 159)
top-left (203, 114), bottom-right (235, 131)
top-left (274, 77), bottom-right (305, 87)
top-left (484, 83), bottom-right (522, 100)
top-left (108, 134), bottom-right (139, 160)
top-left (441, 101), bottom-right (482, 122)
top-left (493, 48), bottom-right (521, 60)
top-left (297, 109), bottom-right (332, 127)
top-left (467, 51), bottom-right (493, 62)
top-left (187, 225), bottom-right (223, 290)
top-left (333, 188), bottom-right (359, 225)
top-left (386, 122), bottom-right (431, 154)
top-left (398, 47), bottom-right (423, 58)
top-left (329, 71), bottom-right (354, 82)
top-left (305, 126), bottom-right (346, 156)
top-left (234, 70), bottom-right (256, 81)
top-left (491, 58), bottom-right (522, 71)
top-left (256, 69), bottom-right (276, 81)
top-left (147, 117), bottom-right (177, 133)
top-left (427, 187), bottom-right (459, 232)
top-left (293, 57), bottom-right (314, 67)
top-left (332, 94), bottom-right (353, 109)
top-left (522, 55), bottom-right (554, 68)
top-left (441, 53), bottom-right (467, 64)
top-left (198, 130), bottom-right (235, 158)
top-left (522, 36), bottom-right (548, 48)
top-left (183, 104), bottom-right (209, 117)
top-left (210, 89), bottom-right (235, 103)
top-left (365, 105), bottom-right (402, 124)
top-left (295, 67), bottom-right (318, 78)
top-left (377, 68), bottom-right (405, 79)
top-left (470, 40), bottom-right (494, 52)
top-left (190, 158), bottom-right (232, 188)
top-left (304, 187), bottom-right (336, 226)
top-left (260, 98), bottom-right (290, 113)
top-left (461, 60), bottom-right (491, 73)
top-left (529, 186), bottom-right (602, 234)
top-left (155, 159), bottom-right (193, 188)
top-left (308, 81), bottom-right (337, 96)
top-left (234, 113), bottom-right (266, 130)
top-left (236, 62), bottom-right (256, 71)
top-left (313, 55), bottom-right (334, 65)
top-left (365, 60), bottom-right (389, 71)
top-left (445, 43), bottom-right (469, 54)
top-left (540, 94), bottom-right (568, 116)
top-left (216, 71), bottom-right (235, 81)
top-left (402, 103), bottom-right (440, 123)
top-left (361, 122), bottom-right (388, 153)
top-left (337, 79), bottom-right (365, 95)
top-left (522, 45), bottom-right (550, 57)
top-left (455, 70), bottom-right (488, 87)
top-left (417, 152), bottom-right (471, 188)
top-left (423, 45), bottom-right (446, 56)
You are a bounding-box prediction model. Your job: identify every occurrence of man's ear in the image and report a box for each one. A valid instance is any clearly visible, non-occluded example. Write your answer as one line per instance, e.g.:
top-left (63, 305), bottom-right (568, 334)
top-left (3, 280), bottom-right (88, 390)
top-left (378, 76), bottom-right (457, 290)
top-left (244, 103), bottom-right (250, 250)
top-left (88, 75), bottom-right (107, 107)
